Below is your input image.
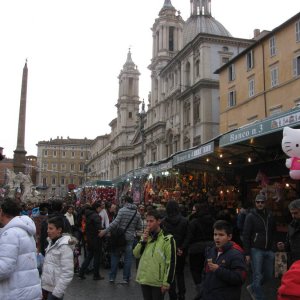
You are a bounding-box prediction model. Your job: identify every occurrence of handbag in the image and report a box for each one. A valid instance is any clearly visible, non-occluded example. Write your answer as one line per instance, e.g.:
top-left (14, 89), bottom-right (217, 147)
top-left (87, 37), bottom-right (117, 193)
top-left (110, 210), bottom-right (137, 248)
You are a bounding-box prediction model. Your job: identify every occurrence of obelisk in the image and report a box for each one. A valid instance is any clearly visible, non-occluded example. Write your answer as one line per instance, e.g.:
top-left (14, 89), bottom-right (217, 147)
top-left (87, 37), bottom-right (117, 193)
top-left (13, 60), bottom-right (28, 173)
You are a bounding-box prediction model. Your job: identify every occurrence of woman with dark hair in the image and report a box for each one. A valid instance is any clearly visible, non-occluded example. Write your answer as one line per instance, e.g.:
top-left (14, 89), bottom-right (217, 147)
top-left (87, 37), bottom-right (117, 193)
top-left (186, 201), bottom-right (215, 300)
top-left (41, 216), bottom-right (74, 300)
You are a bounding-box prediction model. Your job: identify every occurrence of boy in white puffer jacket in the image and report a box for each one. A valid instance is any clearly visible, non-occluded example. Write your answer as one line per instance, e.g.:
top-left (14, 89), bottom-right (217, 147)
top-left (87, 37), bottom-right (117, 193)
top-left (41, 216), bottom-right (74, 300)
top-left (0, 198), bottom-right (42, 300)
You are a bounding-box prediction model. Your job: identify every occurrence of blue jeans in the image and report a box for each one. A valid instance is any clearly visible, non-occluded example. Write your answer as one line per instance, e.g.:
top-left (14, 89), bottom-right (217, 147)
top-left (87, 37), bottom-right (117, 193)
top-left (250, 248), bottom-right (275, 300)
top-left (109, 240), bottom-right (134, 281)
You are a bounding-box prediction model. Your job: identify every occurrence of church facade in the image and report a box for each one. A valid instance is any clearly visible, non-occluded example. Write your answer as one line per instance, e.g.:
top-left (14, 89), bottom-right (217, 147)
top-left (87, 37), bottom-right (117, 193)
top-left (87, 0), bottom-right (254, 182)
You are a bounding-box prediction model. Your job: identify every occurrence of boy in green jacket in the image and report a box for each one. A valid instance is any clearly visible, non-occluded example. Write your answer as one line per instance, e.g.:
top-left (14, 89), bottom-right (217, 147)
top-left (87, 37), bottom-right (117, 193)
top-left (133, 209), bottom-right (176, 300)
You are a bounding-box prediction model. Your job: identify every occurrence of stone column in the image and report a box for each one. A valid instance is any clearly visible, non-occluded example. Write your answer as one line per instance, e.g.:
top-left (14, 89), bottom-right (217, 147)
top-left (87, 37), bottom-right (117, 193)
top-left (14, 61), bottom-right (28, 174)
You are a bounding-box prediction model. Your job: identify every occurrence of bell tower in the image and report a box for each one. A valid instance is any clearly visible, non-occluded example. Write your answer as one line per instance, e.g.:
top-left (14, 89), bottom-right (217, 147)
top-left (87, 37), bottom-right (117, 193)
top-left (149, 0), bottom-right (184, 107)
top-left (116, 49), bottom-right (140, 133)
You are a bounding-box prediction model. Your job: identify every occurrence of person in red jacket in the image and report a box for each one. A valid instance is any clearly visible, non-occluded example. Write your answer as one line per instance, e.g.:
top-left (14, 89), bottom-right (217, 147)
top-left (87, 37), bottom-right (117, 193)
top-left (278, 260), bottom-right (300, 300)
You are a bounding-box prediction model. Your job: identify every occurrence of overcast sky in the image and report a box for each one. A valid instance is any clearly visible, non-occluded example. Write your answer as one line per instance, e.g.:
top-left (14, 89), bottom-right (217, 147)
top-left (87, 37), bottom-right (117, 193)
top-left (1, 0), bottom-right (299, 158)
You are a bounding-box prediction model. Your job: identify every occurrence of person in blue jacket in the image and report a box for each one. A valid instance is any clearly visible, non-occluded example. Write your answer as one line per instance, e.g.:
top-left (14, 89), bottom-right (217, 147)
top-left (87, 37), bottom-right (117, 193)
top-left (200, 220), bottom-right (247, 300)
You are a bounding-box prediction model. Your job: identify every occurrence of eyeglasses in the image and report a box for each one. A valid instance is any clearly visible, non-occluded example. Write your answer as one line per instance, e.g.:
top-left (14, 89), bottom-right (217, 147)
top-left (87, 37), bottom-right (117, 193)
top-left (255, 201), bottom-right (265, 204)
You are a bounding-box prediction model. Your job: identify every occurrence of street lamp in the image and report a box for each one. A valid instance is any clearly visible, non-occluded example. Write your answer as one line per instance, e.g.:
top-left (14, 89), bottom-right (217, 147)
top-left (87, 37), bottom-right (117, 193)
top-left (138, 99), bottom-right (146, 168)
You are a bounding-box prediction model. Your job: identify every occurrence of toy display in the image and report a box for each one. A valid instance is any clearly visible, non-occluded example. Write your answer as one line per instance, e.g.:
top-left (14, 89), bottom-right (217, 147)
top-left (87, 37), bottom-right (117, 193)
top-left (282, 126), bottom-right (300, 180)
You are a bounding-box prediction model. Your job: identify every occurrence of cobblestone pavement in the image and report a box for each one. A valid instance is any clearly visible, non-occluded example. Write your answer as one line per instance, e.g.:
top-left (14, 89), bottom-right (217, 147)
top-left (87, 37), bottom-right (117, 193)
top-left (64, 263), bottom-right (280, 300)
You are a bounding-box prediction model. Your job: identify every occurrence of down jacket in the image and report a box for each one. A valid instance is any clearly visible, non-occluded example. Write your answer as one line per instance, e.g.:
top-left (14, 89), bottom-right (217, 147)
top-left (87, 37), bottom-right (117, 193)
top-left (0, 215), bottom-right (42, 300)
top-left (41, 235), bottom-right (74, 298)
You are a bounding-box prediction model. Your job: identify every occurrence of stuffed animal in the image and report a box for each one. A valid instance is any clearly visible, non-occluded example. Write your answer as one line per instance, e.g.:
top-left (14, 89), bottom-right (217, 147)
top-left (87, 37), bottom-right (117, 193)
top-left (282, 126), bottom-right (300, 180)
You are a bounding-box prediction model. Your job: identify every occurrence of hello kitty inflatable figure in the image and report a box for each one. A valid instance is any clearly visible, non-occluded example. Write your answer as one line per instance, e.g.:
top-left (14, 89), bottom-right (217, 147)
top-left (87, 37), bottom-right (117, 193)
top-left (282, 126), bottom-right (300, 180)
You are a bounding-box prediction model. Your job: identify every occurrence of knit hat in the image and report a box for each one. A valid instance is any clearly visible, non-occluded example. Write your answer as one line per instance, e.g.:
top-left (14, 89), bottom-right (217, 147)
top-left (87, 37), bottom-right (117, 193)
top-left (255, 194), bottom-right (266, 202)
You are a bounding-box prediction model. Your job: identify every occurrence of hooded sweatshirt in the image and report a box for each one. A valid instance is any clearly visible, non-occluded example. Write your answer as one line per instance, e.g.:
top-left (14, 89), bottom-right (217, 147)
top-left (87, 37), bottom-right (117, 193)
top-left (0, 215), bottom-right (42, 300)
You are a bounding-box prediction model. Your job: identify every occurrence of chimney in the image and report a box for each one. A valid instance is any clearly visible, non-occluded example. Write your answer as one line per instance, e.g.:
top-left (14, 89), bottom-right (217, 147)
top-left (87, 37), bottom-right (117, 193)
top-left (254, 29), bottom-right (260, 38)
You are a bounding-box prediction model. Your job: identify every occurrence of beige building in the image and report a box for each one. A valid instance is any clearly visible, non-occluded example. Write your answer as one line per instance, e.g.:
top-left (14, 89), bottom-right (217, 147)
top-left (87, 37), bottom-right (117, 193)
top-left (36, 137), bottom-right (92, 196)
top-left (216, 12), bottom-right (300, 133)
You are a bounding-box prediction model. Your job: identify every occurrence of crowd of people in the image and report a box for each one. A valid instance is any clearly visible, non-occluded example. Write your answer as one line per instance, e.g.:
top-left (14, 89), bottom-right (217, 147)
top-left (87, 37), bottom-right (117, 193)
top-left (0, 189), bottom-right (299, 300)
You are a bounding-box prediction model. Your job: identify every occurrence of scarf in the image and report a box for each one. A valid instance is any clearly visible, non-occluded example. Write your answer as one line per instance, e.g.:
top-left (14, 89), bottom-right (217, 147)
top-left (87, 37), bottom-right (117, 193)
top-left (65, 212), bottom-right (74, 226)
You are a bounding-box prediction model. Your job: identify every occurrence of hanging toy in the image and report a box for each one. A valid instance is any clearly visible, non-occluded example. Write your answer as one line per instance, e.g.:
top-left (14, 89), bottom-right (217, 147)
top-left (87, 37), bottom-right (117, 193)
top-left (282, 126), bottom-right (300, 180)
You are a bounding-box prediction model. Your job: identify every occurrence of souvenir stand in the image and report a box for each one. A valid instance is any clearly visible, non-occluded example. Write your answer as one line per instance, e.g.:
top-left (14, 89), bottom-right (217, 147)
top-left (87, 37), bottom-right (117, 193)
top-left (218, 107), bottom-right (300, 231)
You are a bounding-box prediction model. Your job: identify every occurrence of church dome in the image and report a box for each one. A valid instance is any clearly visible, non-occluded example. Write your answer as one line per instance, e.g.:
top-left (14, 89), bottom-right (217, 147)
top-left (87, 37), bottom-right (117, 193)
top-left (183, 15), bottom-right (232, 45)
top-left (183, 0), bottom-right (232, 46)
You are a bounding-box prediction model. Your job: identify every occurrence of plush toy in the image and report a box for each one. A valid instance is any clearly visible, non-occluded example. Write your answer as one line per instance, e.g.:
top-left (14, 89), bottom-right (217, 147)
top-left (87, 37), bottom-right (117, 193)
top-left (282, 126), bottom-right (300, 180)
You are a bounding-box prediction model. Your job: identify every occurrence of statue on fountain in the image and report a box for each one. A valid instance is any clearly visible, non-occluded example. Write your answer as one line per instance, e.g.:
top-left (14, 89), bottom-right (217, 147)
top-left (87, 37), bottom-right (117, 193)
top-left (5, 169), bottom-right (41, 203)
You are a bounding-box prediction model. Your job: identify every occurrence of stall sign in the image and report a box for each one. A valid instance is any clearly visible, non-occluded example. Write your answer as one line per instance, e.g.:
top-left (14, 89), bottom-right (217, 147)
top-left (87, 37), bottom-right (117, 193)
top-left (173, 142), bottom-right (214, 165)
top-left (220, 107), bottom-right (300, 147)
top-left (149, 160), bottom-right (173, 174)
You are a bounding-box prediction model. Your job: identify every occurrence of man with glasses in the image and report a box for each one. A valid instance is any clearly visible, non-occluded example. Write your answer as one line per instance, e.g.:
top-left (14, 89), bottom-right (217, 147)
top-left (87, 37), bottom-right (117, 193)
top-left (243, 193), bottom-right (277, 300)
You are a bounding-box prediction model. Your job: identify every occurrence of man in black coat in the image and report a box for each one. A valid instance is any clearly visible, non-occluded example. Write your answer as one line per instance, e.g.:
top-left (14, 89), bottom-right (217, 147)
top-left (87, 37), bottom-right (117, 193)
top-left (162, 200), bottom-right (189, 300)
top-left (187, 202), bottom-right (215, 300)
top-left (243, 194), bottom-right (276, 300)
top-left (79, 201), bottom-right (104, 280)
top-left (277, 199), bottom-right (300, 267)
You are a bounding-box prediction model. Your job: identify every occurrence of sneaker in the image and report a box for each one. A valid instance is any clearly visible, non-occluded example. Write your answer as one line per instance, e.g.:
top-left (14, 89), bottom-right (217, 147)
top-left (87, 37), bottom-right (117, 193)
top-left (109, 279), bottom-right (115, 283)
top-left (246, 285), bottom-right (256, 300)
top-left (119, 280), bottom-right (129, 284)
